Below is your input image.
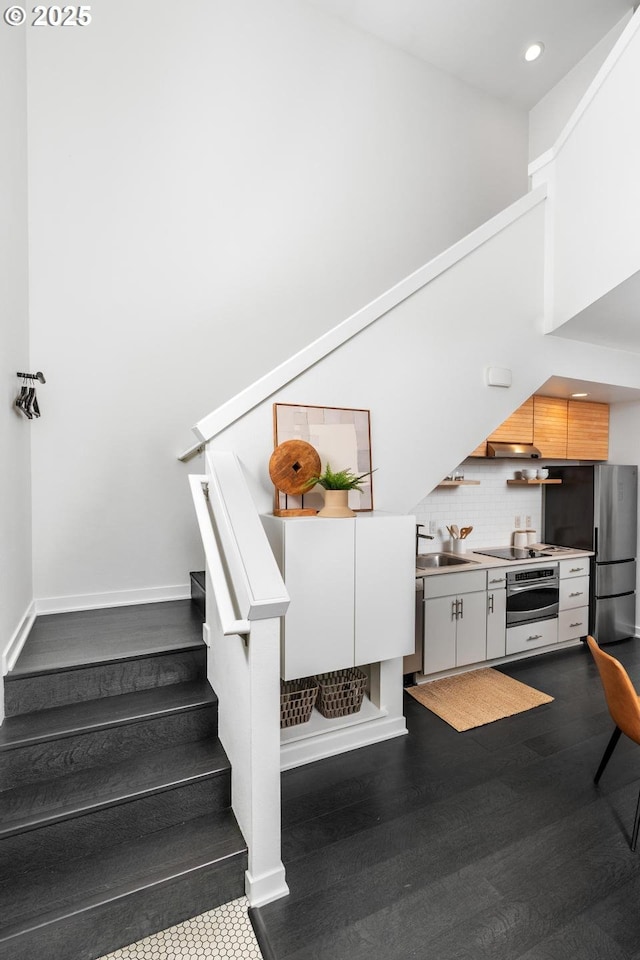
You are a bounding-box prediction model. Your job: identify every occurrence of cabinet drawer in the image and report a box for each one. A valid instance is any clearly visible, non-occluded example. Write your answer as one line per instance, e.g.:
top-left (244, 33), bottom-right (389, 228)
top-left (560, 576), bottom-right (589, 610)
top-left (559, 558), bottom-right (590, 579)
top-left (558, 606), bottom-right (589, 643)
top-left (486, 570), bottom-right (507, 588)
top-left (422, 570), bottom-right (486, 599)
top-left (506, 618), bottom-right (558, 655)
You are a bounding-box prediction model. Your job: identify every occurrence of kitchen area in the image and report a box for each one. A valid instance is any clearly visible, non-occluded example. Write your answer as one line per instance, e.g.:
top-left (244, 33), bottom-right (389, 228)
top-left (264, 388), bottom-right (639, 767)
top-left (407, 393), bottom-right (638, 685)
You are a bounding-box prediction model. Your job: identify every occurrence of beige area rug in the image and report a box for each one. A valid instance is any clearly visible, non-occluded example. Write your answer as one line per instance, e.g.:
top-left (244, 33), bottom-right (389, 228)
top-left (406, 667), bottom-right (554, 731)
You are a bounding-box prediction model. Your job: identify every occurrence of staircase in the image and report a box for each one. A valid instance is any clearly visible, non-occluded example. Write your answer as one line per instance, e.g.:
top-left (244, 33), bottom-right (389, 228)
top-left (0, 598), bottom-right (247, 960)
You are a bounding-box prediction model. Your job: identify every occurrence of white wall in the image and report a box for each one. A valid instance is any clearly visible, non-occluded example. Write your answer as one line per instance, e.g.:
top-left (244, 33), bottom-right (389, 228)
top-left (413, 460), bottom-right (546, 554)
top-left (25, 0), bottom-right (529, 606)
top-left (0, 26), bottom-right (32, 681)
top-left (529, 11), bottom-right (633, 161)
top-left (531, 11), bottom-right (640, 333)
top-left (208, 194), bottom-right (640, 526)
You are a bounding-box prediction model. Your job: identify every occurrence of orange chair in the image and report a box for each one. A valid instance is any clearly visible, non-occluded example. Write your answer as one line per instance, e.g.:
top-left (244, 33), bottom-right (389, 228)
top-left (587, 635), bottom-right (640, 850)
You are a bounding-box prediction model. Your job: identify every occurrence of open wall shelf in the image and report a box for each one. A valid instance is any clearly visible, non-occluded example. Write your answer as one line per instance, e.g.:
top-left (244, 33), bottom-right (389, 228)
top-left (506, 479), bottom-right (562, 485)
top-left (437, 480), bottom-right (481, 487)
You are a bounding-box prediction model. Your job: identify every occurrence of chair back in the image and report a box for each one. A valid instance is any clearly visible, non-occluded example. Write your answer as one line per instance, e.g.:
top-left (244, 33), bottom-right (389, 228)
top-left (587, 636), bottom-right (640, 744)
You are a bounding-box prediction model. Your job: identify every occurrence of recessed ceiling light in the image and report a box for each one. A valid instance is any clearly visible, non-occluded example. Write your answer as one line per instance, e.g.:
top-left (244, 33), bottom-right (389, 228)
top-left (524, 42), bottom-right (545, 62)
top-left (571, 392), bottom-right (589, 398)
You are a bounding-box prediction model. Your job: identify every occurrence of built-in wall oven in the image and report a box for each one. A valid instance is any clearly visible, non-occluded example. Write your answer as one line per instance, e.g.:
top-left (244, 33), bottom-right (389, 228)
top-left (506, 565), bottom-right (559, 627)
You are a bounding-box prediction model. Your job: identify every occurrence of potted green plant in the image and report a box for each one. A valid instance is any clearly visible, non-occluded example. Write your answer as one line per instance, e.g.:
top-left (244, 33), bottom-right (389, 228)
top-left (304, 463), bottom-right (375, 517)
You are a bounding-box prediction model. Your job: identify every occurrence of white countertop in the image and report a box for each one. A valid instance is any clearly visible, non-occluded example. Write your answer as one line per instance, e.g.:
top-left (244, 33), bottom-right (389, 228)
top-left (415, 544), bottom-right (593, 578)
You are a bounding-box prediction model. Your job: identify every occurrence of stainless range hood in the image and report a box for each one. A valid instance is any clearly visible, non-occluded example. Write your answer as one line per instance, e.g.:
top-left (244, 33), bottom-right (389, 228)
top-left (487, 441), bottom-right (541, 459)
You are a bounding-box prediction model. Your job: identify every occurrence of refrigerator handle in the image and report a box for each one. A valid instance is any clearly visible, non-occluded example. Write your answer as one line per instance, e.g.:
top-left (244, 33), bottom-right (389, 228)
top-left (594, 526), bottom-right (598, 556)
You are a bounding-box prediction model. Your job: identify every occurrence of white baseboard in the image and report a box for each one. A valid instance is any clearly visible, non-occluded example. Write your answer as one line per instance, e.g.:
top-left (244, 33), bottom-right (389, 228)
top-left (245, 865), bottom-right (289, 908)
top-left (3, 600), bottom-right (37, 674)
top-left (35, 583), bottom-right (191, 615)
top-left (280, 714), bottom-right (408, 771)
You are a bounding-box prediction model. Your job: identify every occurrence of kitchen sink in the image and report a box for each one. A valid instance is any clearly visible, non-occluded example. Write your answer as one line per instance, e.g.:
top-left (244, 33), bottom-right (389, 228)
top-left (416, 552), bottom-right (478, 569)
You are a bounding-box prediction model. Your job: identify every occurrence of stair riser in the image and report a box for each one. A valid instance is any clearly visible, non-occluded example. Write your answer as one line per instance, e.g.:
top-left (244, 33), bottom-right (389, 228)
top-left (4, 649), bottom-right (206, 717)
top-left (0, 706), bottom-right (218, 791)
top-left (0, 774), bottom-right (231, 878)
top-left (0, 851), bottom-right (247, 960)
top-left (190, 572), bottom-right (206, 618)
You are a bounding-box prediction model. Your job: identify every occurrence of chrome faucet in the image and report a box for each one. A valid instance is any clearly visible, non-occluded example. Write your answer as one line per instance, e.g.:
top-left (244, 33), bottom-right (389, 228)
top-left (416, 523), bottom-right (434, 555)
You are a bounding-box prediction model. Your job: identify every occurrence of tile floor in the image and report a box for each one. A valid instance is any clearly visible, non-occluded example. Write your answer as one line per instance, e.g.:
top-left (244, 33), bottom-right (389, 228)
top-left (99, 897), bottom-right (263, 959)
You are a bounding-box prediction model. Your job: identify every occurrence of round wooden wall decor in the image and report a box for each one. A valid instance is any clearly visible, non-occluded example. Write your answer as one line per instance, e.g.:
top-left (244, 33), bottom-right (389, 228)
top-left (269, 440), bottom-right (321, 496)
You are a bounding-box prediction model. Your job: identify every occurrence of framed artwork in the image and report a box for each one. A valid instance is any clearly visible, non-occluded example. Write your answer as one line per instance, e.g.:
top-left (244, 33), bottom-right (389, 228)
top-left (273, 403), bottom-right (373, 512)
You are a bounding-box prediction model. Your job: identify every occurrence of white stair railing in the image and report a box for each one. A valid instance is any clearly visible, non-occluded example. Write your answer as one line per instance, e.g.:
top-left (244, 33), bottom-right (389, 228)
top-left (189, 451), bottom-right (290, 908)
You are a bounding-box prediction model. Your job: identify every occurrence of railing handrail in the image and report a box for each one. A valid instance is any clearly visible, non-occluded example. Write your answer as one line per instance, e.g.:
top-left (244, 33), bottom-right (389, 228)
top-left (189, 475), bottom-right (250, 635)
top-left (177, 184), bottom-right (547, 459)
top-left (189, 453), bottom-right (289, 635)
top-left (179, 442), bottom-right (205, 464)
top-left (529, 6), bottom-right (640, 178)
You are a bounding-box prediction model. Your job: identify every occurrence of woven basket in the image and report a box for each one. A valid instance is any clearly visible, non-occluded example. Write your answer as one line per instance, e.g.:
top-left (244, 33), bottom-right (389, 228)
top-left (315, 667), bottom-right (367, 719)
top-left (280, 677), bottom-right (319, 729)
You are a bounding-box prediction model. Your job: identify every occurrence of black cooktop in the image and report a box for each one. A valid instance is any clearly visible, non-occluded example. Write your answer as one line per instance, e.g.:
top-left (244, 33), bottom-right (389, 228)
top-left (473, 547), bottom-right (552, 561)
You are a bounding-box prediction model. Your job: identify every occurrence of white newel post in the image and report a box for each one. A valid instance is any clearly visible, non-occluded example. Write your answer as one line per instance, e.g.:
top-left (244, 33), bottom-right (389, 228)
top-left (190, 458), bottom-right (290, 908)
top-left (207, 603), bottom-right (288, 907)
top-left (241, 617), bottom-right (288, 905)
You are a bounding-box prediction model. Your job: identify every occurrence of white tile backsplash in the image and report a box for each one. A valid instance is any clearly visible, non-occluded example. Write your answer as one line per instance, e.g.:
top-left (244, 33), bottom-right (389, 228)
top-left (412, 459), bottom-right (544, 553)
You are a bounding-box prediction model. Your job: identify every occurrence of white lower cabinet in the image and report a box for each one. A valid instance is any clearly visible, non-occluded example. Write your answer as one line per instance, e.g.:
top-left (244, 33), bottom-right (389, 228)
top-left (558, 562), bottom-right (590, 643)
top-left (456, 591), bottom-right (489, 666)
top-left (559, 576), bottom-right (589, 611)
top-left (422, 595), bottom-right (457, 673)
top-left (558, 606), bottom-right (589, 643)
top-left (422, 571), bottom-right (486, 673)
top-left (506, 618), bottom-right (558, 655)
top-left (420, 555), bottom-right (591, 676)
top-left (270, 517), bottom-right (355, 678)
top-left (262, 513), bottom-right (415, 681)
top-left (486, 583), bottom-right (507, 660)
top-left (559, 558), bottom-right (590, 579)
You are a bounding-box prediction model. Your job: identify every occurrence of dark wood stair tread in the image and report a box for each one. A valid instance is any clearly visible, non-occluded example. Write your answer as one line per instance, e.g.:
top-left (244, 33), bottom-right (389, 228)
top-left (0, 739), bottom-right (229, 838)
top-left (11, 600), bottom-right (204, 676)
top-left (0, 681), bottom-right (216, 752)
top-left (0, 600), bottom-right (244, 960)
top-left (0, 809), bottom-right (246, 938)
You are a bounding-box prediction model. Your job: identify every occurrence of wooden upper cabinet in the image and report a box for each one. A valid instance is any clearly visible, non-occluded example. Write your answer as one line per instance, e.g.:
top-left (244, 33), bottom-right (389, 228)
top-left (533, 396), bottom-right (567, 459)
top-left (466, 395), bottom-right (609, 461)
top-left (487, 397), bottom-right (534, 444)
top-left (567, 400), bottom-right (609, 460)
top-left (468, 440), bottom-right (487, 458)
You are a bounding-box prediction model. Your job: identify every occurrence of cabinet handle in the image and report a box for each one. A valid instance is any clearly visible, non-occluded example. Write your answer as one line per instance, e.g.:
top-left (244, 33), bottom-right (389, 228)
top-left (458, 598), bottom-right (464, 619)
top-left (569, 567), bottom-right (584, 573)
top-left (526, 634), bottom-right (543, 642)
top-left (569, 591), bottom-right (583, 597)
top-left (489, 578), bottom-right (503, 584)
top-left (569, 621), bottom-right (583, 628)
top-left (488, 594), bottom-right (494, 614)
top-left (451, 600), bottom-right (457, 621)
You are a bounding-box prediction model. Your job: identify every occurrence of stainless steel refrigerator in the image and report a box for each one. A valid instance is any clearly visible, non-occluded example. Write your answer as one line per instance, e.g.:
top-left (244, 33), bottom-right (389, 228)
top-left (543, 464), bottom-right (638, 644)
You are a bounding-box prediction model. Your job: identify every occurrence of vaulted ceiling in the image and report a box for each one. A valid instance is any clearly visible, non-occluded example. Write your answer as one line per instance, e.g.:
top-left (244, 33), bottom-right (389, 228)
top-left (305, 0), bottom-right (640, 395)
top-left (306, 0), bottom-right (633, 108)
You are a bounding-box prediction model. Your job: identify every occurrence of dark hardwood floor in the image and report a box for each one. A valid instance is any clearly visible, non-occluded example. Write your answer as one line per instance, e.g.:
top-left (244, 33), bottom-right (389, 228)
top-left (252, 640), bottom-right (640, 960)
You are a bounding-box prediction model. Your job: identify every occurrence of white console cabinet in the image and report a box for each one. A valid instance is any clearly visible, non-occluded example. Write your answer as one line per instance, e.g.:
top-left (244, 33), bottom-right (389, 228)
top-left (262, 513), bottom-right (415, 681)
